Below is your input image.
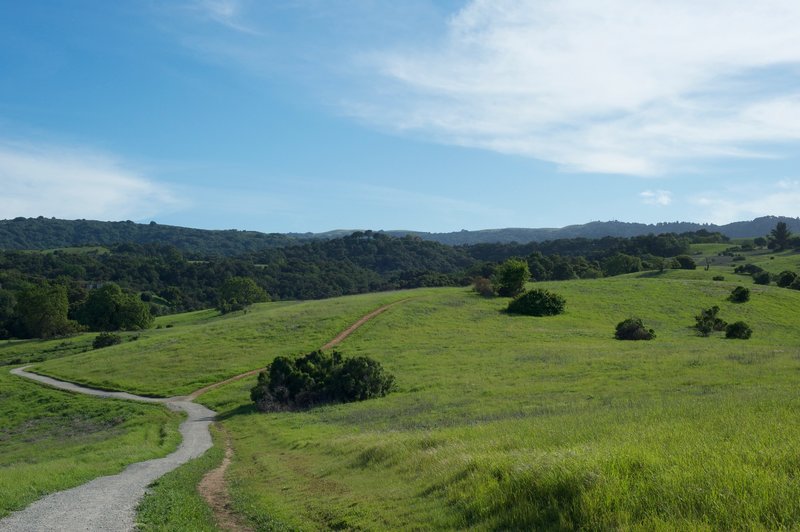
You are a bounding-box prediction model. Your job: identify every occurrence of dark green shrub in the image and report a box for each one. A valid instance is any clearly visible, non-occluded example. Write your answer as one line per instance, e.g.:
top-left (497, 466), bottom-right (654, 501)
top-left (507, 289), bottom-right (565, 316)
top-left (729, 286), bottom-right (750, 303)
top-left (734, 264), bottom-right (763, 275)
top-left (776, 271), bottom-right (797, 288)
top-left (752, 271), bottom-right (771, 285)
top-left (674, 255), bottom-right (697, 270)
top-left (93, 332), bottom-right (122, 349)
top-left (694, 306), bottom-right (727, 337)
top-left (726, 321), bottom-right (752, 339)
top-left (790, 277), bottom-right (800, 291)
top-left (472, 277), bottom-right (495, 297)
top-left (712, 275), bottom-right (725, 281)
top-left (615, 318), bottom-right (655, 340)
top-left (250, 350), bottom-right (394, 411)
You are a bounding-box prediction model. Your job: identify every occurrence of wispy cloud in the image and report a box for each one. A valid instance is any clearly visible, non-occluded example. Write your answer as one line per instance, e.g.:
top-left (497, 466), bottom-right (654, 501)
top-left (640, 190), bottom-right (672, 206)
top-left (690, 180), bottom-right (800, 224)
top-left (0, 141), bottom-right (180, 221)
top-left (188, 0), bottom-right (260, 35)
top-left (350, 0), bottom-right (800, 175)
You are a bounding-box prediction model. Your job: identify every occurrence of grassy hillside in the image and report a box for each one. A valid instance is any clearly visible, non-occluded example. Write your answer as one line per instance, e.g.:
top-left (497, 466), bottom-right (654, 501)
top-left (14, 274), bottom-right (800, 528)
top-left (0, 368), bottom-right (183, 518)
top-left (32, 290), bottom-right (424, 396)
top-left (188, 278), bottom-right (800, 530)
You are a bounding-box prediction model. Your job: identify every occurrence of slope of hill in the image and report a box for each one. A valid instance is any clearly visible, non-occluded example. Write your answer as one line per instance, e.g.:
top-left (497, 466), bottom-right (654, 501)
top-left (2, 216), bottom-right (798, 253)
top-left (18, 272), bottom-right (800, 530)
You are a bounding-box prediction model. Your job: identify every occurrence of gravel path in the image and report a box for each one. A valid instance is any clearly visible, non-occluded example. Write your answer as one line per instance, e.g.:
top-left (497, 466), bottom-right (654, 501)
top-left (0, 367), bottom-right (215, 532)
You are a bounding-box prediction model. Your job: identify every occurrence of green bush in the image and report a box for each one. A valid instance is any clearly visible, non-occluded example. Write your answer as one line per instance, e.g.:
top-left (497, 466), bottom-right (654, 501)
top-left (251, 350), bottom-right (394, 411)
top-left (92, 332), bottom-right (123, 349)
top-left (614, 318), bottom-right (655, 341)
top-left (712, 275), bottom-right (725, 281)
top-left (752, 271), bottom-right (771, 285)
top-left (507, 289), bottom-right (565, 316)
top-left (694, 306), bottom-right (727, 337)
top-left (729, 286), bottom-right (750, 303)
top-left (725, 321), bottom-right (752, 339)
top-left (790, 277), bottom-right (800, 291)
top-left (674, 255), bottom-right (697, 270)
top-left (776, 271), bottom-right (797, 288)
top-left (492, 259), bottom-right (530, 297)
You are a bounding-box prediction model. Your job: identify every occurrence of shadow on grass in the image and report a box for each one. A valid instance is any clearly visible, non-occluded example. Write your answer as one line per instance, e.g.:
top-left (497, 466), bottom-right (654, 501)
top-left (216, 403), bottom-right (259, 421)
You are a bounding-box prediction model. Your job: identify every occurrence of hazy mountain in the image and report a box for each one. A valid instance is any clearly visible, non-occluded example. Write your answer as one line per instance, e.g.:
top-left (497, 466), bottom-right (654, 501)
top-left (1, 216), bottom-right (798, 254)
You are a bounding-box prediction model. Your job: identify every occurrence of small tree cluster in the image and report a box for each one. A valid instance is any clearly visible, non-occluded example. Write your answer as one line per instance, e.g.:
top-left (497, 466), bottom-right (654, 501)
top-left (250, 350), bottom-right (395, 411)
top-left (614, 318), bottom-right (656, 340)
top-left (753, 271), bottom-right (771, 285)
top-left (93, 332), bottom-right (123, 349)
top-left (507, 289), bottom-right (565, 316)
top-left (777, 270), bottom-right (797, 288)
top-left (694, 306), bottom-right (727, 337)
top-left (77, 283), bottom-right (153, 331)
top-left (725, 321), bottom-right (753, 339)
top-left (729, 286), bottom-right (750, 303)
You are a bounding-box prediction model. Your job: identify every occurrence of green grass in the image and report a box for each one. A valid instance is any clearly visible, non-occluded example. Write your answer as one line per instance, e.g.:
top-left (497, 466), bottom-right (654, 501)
top-left (0, 367), bottom-right (183, 518)
top-left (33, 290), bottom-right (421, 396)
top-left (193, 279), bottom-right (800, 530)
top-left (136, 425), bottom-right (224, 531)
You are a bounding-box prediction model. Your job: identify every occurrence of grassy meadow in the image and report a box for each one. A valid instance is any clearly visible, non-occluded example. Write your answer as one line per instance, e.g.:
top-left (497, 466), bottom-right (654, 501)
top-left (0, 367), bottom-right (183, 518)
top-left (7, 246), bottom-right (800, 529)
top-left (31, 290), bottom-right (420, 396)
top-left (190, 275), bottom-right (800, 530)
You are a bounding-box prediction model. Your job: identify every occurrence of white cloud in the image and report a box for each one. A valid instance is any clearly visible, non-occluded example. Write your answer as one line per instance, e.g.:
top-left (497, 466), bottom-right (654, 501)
top-left (352, 0), bottom-right (800, 175)
top-left (0, 141), bottom-right (180, 221)
top-left (640, 190), bottom-right (672, 206)
top-left (189, 0), bottom-right (259, 34)
top-left (690, 181), bottom-right (800, 224)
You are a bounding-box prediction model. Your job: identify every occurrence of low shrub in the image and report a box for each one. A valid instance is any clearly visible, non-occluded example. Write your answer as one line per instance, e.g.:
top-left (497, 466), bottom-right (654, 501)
top-left (712, 275), bottom-right (725, 281)
top-left (507, 289), bottom-right (565, 316)
top-left (729, 286), bottom-right (750, 303)
top-left (251, 350), bottom-right (394, 411)
top-left (615, 318), bottom-right (656, 341)
top-left (674, 255), bottom-right (697, 270)
top-left (92, 332), bottom-right (122, 349)
top-left (752, 271), bottom-right (771, 285)
top-left (733, 264), bottom-right (763, 275)
top-left (790, 277), bottom-right (800, 291)
top-left (472, 277), bottom-right (495, 297)
top-left (694, 306), bottom-right (727, 337)
top-left (726, 321), bottom-right (752, 339)
top-left (776, 271), bottom-right (798, 288)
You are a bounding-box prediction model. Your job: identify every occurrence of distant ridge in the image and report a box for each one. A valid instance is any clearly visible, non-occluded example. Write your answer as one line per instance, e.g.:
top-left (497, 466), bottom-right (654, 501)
top-left (1, 215), bottom-right (799, 255)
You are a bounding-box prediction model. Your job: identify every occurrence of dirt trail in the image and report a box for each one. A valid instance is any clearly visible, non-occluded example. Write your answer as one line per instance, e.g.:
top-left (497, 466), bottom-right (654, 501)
top-left (2, 299), bottom-right (408, 532)
top-left (194, 299), bottom-right (408, 530)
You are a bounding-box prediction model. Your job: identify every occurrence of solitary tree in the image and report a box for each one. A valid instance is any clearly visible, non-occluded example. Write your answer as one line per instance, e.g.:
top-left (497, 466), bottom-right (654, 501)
top-left (217, 276), bottom-right (269, 313)
top-left (769, 222), bottom-right (792, 251)
top-left (492, 259), bottom-right (530, 297)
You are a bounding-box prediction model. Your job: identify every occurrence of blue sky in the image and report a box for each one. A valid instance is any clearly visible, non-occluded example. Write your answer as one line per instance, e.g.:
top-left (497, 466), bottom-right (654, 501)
top-left (2, 0), bottom-right (800, 233)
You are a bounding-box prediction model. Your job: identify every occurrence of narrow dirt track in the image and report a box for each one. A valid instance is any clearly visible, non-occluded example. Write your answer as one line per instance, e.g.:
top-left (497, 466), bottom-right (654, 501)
top-left (195, 299), bottom-right (408, 531)
top-left (1, 299), bottom-right (408, 532)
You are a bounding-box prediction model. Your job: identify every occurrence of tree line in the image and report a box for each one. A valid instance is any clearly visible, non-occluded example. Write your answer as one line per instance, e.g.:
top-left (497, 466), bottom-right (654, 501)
top-left (0, 229), bottom-right (734, 339)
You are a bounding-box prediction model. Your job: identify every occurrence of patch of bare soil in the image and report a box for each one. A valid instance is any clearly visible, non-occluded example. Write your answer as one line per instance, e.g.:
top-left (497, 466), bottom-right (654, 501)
top-left (197, 427), bottom-right (252, 532)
